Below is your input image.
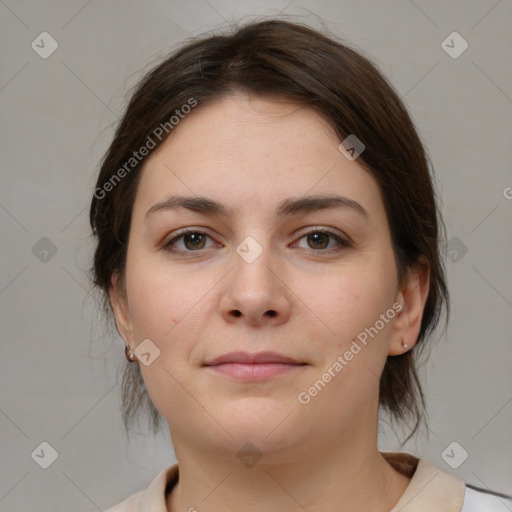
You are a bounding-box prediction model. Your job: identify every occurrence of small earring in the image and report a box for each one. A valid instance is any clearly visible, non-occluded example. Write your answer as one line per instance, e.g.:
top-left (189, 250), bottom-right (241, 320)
top-left (125, 344), bottom-right (138, 363)
top-left (401, 337), bottom-right (408, 349)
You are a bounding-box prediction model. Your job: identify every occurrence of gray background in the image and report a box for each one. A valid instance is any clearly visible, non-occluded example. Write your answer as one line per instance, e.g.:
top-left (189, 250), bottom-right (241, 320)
top-left (1, 1), bottom-right (511, 510)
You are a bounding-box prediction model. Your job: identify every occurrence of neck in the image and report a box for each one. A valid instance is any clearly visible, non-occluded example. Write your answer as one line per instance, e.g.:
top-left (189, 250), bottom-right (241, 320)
top-left (166, 428), bottom-right (411, 512)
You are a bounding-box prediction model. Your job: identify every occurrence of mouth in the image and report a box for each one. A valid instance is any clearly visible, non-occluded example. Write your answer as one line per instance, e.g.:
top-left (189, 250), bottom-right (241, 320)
top-left (203, 351), bottom-right (308, 381)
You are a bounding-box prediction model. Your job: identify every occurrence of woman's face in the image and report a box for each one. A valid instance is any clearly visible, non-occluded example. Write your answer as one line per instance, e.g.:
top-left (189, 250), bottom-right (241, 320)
top-left (111, 92), bottom-right (426, 462)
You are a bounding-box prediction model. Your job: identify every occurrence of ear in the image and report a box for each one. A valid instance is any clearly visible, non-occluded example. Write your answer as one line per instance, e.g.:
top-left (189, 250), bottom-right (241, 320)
top-left (109, 272), bottom-right (134, 344)
top-left (388, 256), bottom-right (430, 356)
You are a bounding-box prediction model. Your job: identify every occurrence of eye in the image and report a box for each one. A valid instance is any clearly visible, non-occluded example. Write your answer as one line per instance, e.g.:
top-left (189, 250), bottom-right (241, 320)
top-left (163, 229), bottom-right (218, 254)
top-left (163, 227), bottom-right (351, 255)
top-left (291, 229), bottom-right (351, 252)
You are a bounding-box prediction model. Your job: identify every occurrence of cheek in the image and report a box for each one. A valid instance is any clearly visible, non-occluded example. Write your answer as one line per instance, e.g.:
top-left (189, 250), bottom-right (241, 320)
top-left (124, 257), bottom-right (187, 346)
top-left (302, 273), bottom-right (394, 410)
top-left (319, 269), bottom-right (394, 340)
top-left (127, 267), bottom-right (201, 415)
top-left (125, 254), bottom-right (218, 366)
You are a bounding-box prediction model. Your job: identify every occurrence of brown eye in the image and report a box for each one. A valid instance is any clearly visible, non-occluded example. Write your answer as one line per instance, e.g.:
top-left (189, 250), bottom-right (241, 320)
top-left (292, 229), bottom-right (351, 252)
top-left (164, 230), bottom-right (215, 253)
top-left (181, 232), bottom-right (207, 250)
top-left (306, 232), bottom-right (330, 250)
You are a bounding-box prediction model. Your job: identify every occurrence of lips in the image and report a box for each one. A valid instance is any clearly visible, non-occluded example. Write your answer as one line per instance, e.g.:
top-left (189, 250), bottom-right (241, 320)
top-left (203, 351), bottom-right (304, 366)
top-left (203, 351), bottom-right (307, 380)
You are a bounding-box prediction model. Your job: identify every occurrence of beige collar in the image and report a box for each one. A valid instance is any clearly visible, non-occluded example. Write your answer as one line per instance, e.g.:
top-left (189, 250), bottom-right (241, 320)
top-left (116, 451), bottom-right (466, 512)
top-left (381, 451), bottom-right (466, 511)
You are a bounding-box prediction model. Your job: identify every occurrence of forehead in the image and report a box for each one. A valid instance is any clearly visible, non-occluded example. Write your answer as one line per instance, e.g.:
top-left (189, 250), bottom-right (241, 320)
top-left (133, 93), bottom-right (386, 225)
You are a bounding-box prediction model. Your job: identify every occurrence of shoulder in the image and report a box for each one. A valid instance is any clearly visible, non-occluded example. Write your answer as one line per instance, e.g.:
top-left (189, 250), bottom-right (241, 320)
top-left (102, 464), bottom-right (179, 512)
top-left (380, 451), bottom-right (511, 512)
top-left (462, 484), bottom-right (512, 512)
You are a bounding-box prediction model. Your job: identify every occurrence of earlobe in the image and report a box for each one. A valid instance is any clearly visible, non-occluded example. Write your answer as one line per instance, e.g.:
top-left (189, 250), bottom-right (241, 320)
top-left (109, 272), bottom-right (133, 343)
top-left (388, 258), bottom-right (430, 356)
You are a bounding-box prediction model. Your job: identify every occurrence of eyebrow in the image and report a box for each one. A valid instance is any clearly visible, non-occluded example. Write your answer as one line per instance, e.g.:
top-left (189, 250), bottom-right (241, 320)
top-left (145, 194), bottom-right (369, 220)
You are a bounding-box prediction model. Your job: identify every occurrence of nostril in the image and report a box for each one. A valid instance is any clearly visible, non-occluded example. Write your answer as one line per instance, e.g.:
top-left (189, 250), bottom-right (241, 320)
top-left (266, 310), bottom-right (277, 317)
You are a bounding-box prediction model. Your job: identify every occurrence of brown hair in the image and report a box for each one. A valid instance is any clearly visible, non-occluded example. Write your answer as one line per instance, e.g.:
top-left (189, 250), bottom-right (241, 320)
top-left (89, 18), bottom-right (448, 443)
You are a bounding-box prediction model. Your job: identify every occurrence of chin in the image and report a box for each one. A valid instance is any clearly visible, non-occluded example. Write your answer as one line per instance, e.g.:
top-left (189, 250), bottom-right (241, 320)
top-left (211, 399), bottom-right (303, 452)
top-left (213, 432), bottom-right (304, 467)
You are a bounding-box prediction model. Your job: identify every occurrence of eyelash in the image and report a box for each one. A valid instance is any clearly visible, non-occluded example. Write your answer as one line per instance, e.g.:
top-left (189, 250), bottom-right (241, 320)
top-left (163, 228), bottom-right (351, 255)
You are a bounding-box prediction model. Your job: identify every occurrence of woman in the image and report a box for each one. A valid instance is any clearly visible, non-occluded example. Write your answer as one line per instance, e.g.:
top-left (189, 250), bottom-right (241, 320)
top-left (89, 19), bottom-right (511, 512)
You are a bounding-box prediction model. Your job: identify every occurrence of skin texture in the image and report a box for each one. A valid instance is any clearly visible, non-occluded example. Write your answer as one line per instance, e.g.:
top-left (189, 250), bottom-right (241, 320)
top-left (110, 92), bottom-right (430, 512)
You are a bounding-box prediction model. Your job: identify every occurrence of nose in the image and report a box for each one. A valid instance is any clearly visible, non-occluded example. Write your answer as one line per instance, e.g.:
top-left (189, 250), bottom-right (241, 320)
top-left (220, 244), bottom-right (292, 327)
